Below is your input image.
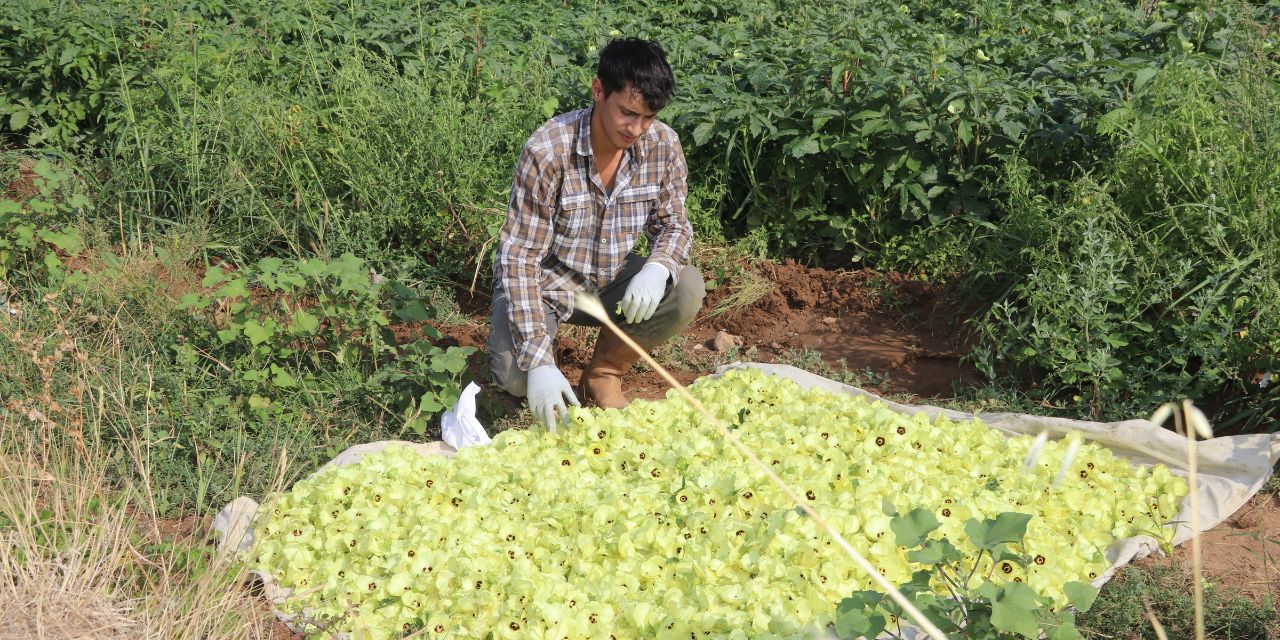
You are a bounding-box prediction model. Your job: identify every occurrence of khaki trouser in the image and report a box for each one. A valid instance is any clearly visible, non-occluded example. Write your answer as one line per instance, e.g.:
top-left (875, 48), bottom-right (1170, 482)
top-left (488, 254), bottom-right (706, 397)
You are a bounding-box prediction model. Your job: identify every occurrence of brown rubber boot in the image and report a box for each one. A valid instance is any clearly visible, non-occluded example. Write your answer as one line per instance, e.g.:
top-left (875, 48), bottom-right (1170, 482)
top-left (579, 326), bottom-right (646, 410)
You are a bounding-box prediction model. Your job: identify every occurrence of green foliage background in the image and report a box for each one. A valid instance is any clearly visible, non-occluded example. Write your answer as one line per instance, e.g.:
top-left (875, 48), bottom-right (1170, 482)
top-left (1, 0), bottom-right (1278, 513)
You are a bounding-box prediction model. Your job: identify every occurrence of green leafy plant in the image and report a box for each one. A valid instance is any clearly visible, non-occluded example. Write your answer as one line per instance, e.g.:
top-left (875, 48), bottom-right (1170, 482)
top-left (0, 2), bottom-right (150, 147)
top-left (973, 31), bottom-right (1280, 423)
top-left (0, 155), bottom-right (87, 282)
top-left (177, 253), bottom-right (473, 432)
top-left (834, 507), bottom-right (1098, 639)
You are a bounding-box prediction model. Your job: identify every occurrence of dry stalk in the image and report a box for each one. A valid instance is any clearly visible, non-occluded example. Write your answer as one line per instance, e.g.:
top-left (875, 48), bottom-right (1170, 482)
top-left (1178, 400), bottom-right (1207, 640)
top-left (0, 397), bottom-right (284, 639)
top-left (1152, 400), bottom-right (1208, 640)
top-left (1142, 595), bottom-right (1170, 640)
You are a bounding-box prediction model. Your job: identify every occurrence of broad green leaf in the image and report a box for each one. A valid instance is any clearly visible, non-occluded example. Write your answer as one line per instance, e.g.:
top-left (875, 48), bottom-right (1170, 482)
top-left (1064, 582), bottom-right (1098, 613)
top-left (975, 580), bottom-right (1001, 602)
top-left (10, 109), bottom-right (29, 131)
top-left (418, 392), bottom-right (444, 414)
top-left (43, 251), bottom-right (61, 273)
top-left (201, 266), bottom-right (227, 288)
top-left (391, 282), bottom-right (416, 299)
top-left (292, 310), bottom-right (320, 334)
top-left (897, 570), bottom-right (934, 599)
top-left (37, 228), bottom-right (82, 252)
top-left (1000, 120), bottom-right (1026, 140)
top-left (834, 592), bottom-right (885, 639)
top-left (787, 136), bottom-right (821, 158)
top-left (243, 318), bottom-right (276, 346)
top-left (692, 121), bottom-right (715, 146)
top-left (431, 349), bottom-right (471, 374)
top-left (271, 364), bottom-right (297, 388)
top-left (297, 259), bottom-right (326, 278)
top-left (907, 538), bottom-right (962, 565)
top-left (1048, 612), bottom-right (1085, 640)
top-left (217, 278), bottom-right (250, 299)
top-left (965, 512), bottom-right (1032, 551)
top-left (881, 498), bottom-right (899, 517)
top-left (1134, 67), bottom-right (1158, 91)
top-left (907, 182), bottom-right (929, 208)
top-left (990, 582), bottom-right (1040, 638)
top-left (541, 96), bottom-right (560, 119)
top-left (256, 257), bottom-right (284, 274)
top-left (395, 300), bottom-right (431, 322)
top-left (58, 45), bottom-right (80, 66)
top-left (404, 413), bottom-right (428, 436)
top-left (891, 507), bottom-right (940, 548)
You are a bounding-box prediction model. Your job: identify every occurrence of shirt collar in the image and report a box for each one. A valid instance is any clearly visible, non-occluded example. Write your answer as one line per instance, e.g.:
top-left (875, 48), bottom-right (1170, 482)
top-left (575, 106), bottom-right (653, 164)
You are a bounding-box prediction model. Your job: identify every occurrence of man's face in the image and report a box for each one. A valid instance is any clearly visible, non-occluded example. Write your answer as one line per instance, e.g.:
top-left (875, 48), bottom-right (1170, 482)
top-left (591, 77), bottom-right (657, 152)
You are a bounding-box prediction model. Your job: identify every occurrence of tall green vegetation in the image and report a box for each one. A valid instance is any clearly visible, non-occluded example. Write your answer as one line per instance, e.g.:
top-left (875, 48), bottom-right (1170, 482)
top-left (973, 28), bottom-right (1280, 422)
top-left (6, 0), bottom-right (1271, 271)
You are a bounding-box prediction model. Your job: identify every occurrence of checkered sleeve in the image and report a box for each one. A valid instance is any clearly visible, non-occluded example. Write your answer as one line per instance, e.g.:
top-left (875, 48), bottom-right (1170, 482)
top-left (647, 138), bottom-right (693, 284)
top-left (497, 142), bottom-right (559, 372)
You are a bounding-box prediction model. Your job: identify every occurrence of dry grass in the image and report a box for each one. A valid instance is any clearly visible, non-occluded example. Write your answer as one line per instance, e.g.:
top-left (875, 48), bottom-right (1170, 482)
top-left (3, 561), bottom-right (141, 640)
top-left (699, 263), bottom-right (774, 322)
top-left (0, 414), bottom-right (284, 640)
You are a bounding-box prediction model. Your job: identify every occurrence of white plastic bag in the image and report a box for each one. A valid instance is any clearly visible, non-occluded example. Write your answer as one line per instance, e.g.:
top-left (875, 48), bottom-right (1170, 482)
top-left (441, 382), bottom-right (491, 450)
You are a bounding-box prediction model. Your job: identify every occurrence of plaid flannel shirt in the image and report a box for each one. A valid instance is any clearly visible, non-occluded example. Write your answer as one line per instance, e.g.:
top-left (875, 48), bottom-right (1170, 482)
top-left (494, 107), bottom-right (693, 372)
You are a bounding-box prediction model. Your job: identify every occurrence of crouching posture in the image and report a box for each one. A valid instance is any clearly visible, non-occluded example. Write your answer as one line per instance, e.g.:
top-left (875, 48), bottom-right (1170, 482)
top-left (488, 38), bottom-right (705, 429)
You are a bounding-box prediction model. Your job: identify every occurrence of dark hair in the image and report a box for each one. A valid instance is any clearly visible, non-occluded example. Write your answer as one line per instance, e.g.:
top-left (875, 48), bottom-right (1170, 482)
top-left (597, 38), bottom-right (676, 112)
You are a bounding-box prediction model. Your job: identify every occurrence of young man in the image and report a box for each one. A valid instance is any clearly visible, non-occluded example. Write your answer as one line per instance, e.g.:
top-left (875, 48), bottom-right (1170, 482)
top-left (488, 38), bottom-right (706, 430)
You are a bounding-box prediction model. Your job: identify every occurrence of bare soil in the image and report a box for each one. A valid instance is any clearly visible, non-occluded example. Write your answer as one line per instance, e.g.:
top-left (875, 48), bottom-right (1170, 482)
top-left (438, 258), bottom-right (979, 408)
top-left (1141, 490), bottom-right (1280, 606)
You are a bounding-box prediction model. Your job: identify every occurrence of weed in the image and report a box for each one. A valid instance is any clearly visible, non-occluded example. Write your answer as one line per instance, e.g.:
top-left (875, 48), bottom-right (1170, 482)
top-left (695, 242), bottom-right (775, 321)
top-left (773, 348), bottom-right (882, 389)
top-left (1078, 563), bottom-right (1280, 639)
top-left (1264, 466), bottom-right (1280, 497)
top-left (644, 334), bottom-right (752, 374)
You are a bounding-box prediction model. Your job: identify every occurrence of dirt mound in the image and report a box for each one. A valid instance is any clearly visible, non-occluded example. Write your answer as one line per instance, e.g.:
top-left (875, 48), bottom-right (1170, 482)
top-left (689, 260), bottom-right (976, 398)
top-left (1140, 489), bottom-right (1280, 607)
top-left (439, 258), bottom-right (978, 408)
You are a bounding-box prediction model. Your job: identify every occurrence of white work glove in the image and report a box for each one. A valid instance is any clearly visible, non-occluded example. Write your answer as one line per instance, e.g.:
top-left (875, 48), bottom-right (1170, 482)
top-left (618, 262), bottom-right (670, 324)
top-left (526, 364), bottom-right (579, 432)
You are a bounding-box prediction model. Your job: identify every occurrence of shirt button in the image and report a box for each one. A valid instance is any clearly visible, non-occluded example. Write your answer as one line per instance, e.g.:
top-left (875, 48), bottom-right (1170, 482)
top-left (600, 238), bottom-right (608, 245)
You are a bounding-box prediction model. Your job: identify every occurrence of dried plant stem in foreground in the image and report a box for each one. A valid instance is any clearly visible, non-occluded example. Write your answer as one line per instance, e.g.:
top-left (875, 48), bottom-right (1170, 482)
top-left (0, 416), bottom-right (280, 640)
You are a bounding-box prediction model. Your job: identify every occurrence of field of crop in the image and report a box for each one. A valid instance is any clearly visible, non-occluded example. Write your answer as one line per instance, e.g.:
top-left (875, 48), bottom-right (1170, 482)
top-left (2, 0), bottom-right (1279, 638)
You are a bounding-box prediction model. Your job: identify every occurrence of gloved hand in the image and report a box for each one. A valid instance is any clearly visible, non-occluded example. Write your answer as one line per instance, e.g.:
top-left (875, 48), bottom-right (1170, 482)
top-left (526, 364), bottom-right (580, 431)
top-left (618, 262), bottom-right (669, 324)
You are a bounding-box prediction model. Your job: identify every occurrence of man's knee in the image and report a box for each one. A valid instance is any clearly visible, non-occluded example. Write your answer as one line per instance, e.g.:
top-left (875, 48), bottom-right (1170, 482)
top-left (488, 350), bottom-right (528, 397)
top-left (635, 265), bottom-right (706, 347)
top-left (497, 368), bottom-right (528, 398)
top-left (487, 312), bottom-right (528, 398)
top-left (671, 265), bottom-right (707, 322)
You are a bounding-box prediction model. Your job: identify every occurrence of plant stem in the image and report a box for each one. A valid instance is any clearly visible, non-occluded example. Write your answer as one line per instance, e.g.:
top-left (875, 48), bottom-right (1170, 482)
top-left (935, 565), bottom-right (969, 623)
top-left (1178, 400), bottom-right (1206, 640)
top-left (965, 550), bottom-right (987, 585)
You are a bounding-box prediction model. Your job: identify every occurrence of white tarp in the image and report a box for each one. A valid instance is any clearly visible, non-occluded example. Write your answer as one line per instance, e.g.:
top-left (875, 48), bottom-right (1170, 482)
top-left (213, 362), bottom-right (1280, 636)
top-left (722, 363), bottom-right (1280, 584)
